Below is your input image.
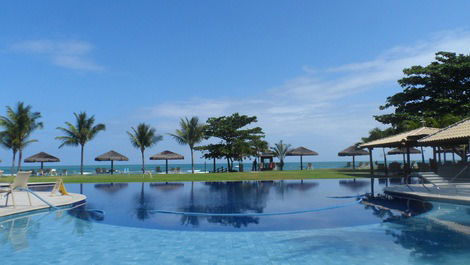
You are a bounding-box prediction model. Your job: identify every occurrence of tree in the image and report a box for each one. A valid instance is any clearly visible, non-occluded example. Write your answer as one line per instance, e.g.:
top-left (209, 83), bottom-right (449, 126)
top-left (0, 102), bottom-right (43, 172)
top-left (56, 112), bottom-right (106, 175)
top-left (375, 51), bottom-right (470, 131)
top-left (361, 127), bottom-right (396, 143)
top-left (271, 140), bottom-right (291, 171)
top-left (127, 123), bottom-right (162, 174)
top-left (0, 130), bottom-right (18, 175)
top-left (169, 116), bottom-right (205, 174)
top-left (199, 113), bottom-right (266, 171)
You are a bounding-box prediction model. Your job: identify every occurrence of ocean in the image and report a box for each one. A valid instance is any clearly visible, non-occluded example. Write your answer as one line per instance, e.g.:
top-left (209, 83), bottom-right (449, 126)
top-left (0, 161), bottom-right (354, 175)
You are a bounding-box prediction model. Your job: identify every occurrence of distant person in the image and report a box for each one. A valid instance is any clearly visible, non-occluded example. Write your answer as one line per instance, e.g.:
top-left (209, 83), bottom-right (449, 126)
top-left (252, 159), bottom-right (258, 171)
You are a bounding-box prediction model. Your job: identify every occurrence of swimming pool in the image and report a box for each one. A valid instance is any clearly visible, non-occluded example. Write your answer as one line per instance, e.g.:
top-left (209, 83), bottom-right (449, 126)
top-left (1, 179), bottom-right (470, 264)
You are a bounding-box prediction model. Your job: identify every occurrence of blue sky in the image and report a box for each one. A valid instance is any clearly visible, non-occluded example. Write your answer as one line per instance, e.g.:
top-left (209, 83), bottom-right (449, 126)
top-left (1, 1), bottom-right (470, 165)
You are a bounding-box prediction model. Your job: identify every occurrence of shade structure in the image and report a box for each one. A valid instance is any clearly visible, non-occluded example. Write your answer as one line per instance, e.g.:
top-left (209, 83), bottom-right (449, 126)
top-left (338, 145), bottom-right (369, 170)
top-left (287, 147), bottom-right (318, 170)
top-left (387, 147), bottom-right (421, 155)
top-left (387, 147), bottom-right (422, 170)
top-left (150, 150), bottom-right (184, 174)
top-left (24, 152), bottom-right (60, 169)
top-left (360, 127), bottom-right (438, 176)
top-left (419, 118), bottom-right (470, 145)
top-left (360, 127), bottom-right (439, 149)
top-left (94, 150), bottom-right (129, 175)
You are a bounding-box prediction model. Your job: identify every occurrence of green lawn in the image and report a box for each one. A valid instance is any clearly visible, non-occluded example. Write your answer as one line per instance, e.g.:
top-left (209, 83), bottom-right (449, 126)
top-left (0, 169), bottom-right (375, 183)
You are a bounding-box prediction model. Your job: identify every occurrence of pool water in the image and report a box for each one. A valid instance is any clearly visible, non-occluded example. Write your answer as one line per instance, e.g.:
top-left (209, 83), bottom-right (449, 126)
top-left (1, 179), bottom-right (470, 265)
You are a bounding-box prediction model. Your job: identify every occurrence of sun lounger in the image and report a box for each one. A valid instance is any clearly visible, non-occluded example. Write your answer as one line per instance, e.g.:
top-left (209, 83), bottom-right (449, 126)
top-left (0, 171), bottom-right (33, 208)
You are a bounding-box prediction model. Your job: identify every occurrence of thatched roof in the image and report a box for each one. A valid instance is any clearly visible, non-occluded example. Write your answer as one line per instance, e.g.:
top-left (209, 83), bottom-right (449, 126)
top-left (287, 147), bottom-right (319, 156)
top-left (387, 147), bottom-right (421, 155)
top-left (419, 118), bottom-right (470, 145)
top-left (95, 150), bottom-right (129, 161)
top-left (338, 145), bottom-right (369, 156)
top-left (360, 127), bottom-right (439, 148)
top-left (24, 152), bottom-right (60, 163)
top-left (150, 150), bottom-right (184, 160)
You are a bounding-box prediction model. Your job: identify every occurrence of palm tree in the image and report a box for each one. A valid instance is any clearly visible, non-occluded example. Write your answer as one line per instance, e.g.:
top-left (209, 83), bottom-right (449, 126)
top-left (127, 123), bottom-right (163, 174)
top-left (169, 117), bottom-right (205, 173)
top-left (271, 140), bottom-right (291, 171)
top-left (0, 131), bottom-right (18, 175)
top-left (56, 112), bottom-right (106, 175)
top-left (0, 102), bottom-right (43, 172)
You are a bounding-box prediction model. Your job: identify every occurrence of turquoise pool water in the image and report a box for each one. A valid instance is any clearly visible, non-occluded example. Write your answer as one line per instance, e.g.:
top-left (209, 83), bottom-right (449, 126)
top-left (1, 179), bottom-right (470, 264)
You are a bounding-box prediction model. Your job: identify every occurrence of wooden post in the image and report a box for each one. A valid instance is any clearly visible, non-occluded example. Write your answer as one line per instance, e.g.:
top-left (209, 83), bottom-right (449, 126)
top-left (111, 160), bottom-right (114, 175)
top-left (41, 161), bottom-right (44, 170)
top-left (368, 148), bottom-right (374, 176)
top-left (420, 146), bottom-right (425, 164)
top-left (165, 159), bottom-right (169, 174)
top-left (438, 147), bottom-right (442, 164)
top-left (352, 156), bottom-right (356, 170)
top-left (406, 146), bottom-right (411, 174)
top-left (300, 155), bottom-right (303, 170)
top-left (383, 148), bottom-right (388, 176)
top-left (213, 157), bottom-right (216, 173)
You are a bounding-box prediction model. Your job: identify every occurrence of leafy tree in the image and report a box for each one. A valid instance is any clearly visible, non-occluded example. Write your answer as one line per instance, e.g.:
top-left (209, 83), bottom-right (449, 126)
top-left (375, 51), bottom-right (470, 131)
top-left (56, 112), bottom-right (106, 175)
top-left (271, 140), bottom-right (291, 171)
top-left (127, 123), bottom-right (163, 174)
top-left (0, 102), bottom-right (43, 172)
top-left (169, 117), bottom-right (205, 173)
top-left (361, 127), bottom-right (396, 143)
top-left (199, 113), bottom-right (266, 171)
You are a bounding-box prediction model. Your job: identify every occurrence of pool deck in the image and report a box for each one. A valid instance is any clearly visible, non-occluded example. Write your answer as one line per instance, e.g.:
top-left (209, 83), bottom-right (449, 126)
top-left (0, 186), bottom-right (86, 218)
top-left (384, 183), bottom-right (470, 205)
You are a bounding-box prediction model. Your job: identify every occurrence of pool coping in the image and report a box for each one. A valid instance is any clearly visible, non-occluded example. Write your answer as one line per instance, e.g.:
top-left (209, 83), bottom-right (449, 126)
top-left (0, 192), bottom-right (87, 218)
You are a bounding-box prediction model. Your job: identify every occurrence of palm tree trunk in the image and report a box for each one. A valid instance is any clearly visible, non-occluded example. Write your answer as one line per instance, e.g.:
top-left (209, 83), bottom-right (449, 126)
top-left (11, 150), bottom-right (16, 175)
top-left (190, 147), bottom-right (194, 174)
top-left (80, 144), bottom-right (84, 175)
top-left (141, 149), bottom-right (145, 174)
top-left (17, 149), bottom-right (23, 172)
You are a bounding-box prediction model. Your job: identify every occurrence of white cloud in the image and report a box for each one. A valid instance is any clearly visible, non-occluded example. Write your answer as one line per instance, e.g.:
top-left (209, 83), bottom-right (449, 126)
top-left (11, 40), bottom-right (104, 72)
top-left (135, 30), bottom-right (470, 153)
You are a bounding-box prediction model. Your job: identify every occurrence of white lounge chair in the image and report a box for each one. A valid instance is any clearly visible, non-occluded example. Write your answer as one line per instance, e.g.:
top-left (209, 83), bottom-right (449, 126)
top-left (1, 171), bottom-right (33, 208)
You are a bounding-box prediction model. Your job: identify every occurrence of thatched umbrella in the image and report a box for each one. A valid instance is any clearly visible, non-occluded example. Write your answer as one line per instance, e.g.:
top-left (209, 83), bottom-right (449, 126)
top-left (388, 147), bottom-right (421, 167)
top-left (287, 147), bottom-right (318, 170)
top-left (338, 145), bottom-right (369, 170)
top-left (24, 152), bottom-right (60, 169)
top-left (95, 150), bottom-right (129, 175)
top-left (150, 150), bottom-right (184, 174)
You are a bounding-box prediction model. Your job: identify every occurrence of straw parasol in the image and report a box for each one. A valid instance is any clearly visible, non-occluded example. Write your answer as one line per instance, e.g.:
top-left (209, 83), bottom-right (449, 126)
top-left (150, 150), bottom-right (184, 174)
top-left (388, 147), bottom-right (421, 167)
top-left (95, 150), bottom-right (129, 175)
top-left (287, 147), bottom-right (318, 170)
top-left (338, 144), bottom-right (369, 170)
top-left (24, 152), bottom-right (60, 169)
top-left (387, 147), bottom-right (421, 155)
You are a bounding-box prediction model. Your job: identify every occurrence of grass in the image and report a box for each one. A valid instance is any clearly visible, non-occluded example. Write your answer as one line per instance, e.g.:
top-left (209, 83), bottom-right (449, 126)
top-left (0, 169), bottom-right (375, 183)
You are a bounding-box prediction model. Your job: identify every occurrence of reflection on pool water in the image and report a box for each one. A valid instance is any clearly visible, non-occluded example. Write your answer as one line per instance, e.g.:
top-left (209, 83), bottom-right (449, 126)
top-left (1, 178), bottom-right (470, 265)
